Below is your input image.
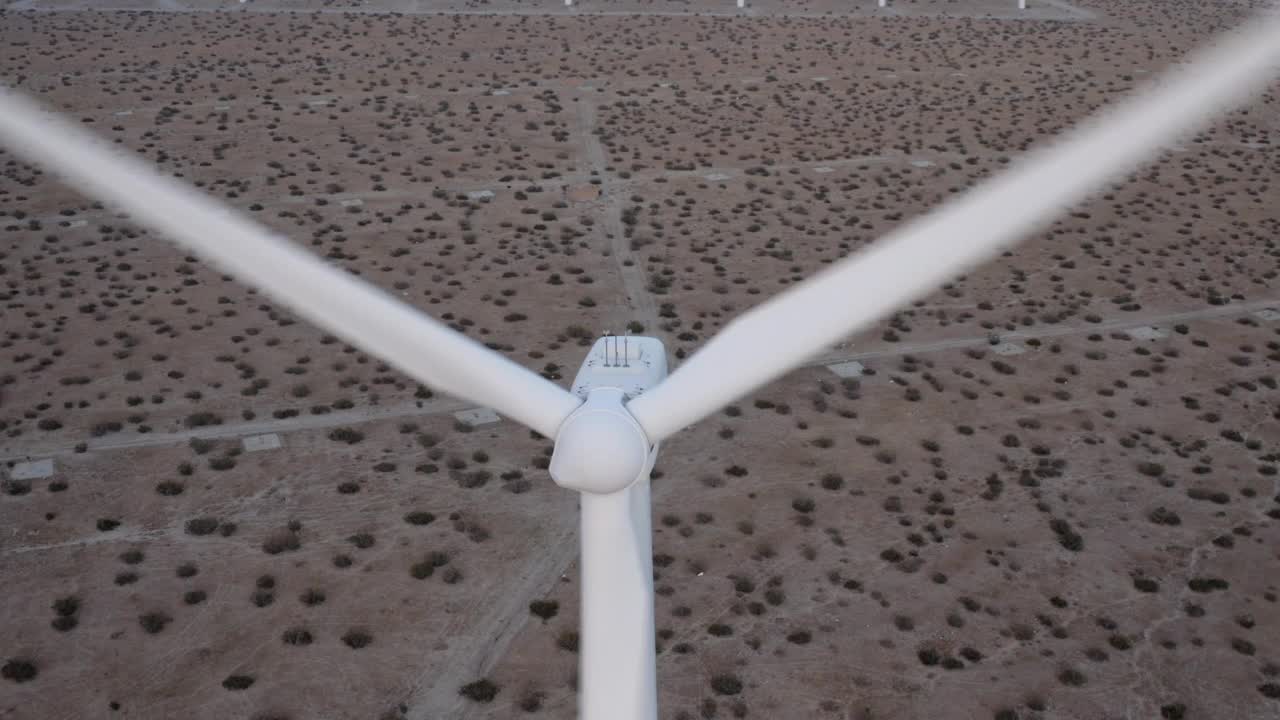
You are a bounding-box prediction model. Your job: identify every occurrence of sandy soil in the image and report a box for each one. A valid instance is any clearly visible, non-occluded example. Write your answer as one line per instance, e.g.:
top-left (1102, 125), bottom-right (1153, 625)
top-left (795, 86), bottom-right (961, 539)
top-left (1, 1), bottom-right (1278, 719)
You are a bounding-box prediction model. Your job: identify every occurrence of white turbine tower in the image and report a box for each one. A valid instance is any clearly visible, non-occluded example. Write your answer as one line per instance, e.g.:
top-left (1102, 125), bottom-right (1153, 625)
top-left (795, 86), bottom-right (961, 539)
top-left (1, 12), bottom-right (1278, 720)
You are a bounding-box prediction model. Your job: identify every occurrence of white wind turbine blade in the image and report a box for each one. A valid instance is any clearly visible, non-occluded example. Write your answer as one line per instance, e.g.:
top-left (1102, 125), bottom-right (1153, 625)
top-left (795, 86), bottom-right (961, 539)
top-left (0, 89), bottom-right (582, 440)
top-left (627, 12), bottom-right (1280, 444)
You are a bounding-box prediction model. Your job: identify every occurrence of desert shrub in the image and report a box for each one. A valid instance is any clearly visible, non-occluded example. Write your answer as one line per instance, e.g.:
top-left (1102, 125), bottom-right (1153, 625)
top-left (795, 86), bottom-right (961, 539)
top-left (1137, 462), bottom-right (1165, 478)
top-left (176, 563), bottom-right (198, 578)
top-left (1058, 667), bottom-right (1087, 686)
top-left (222, 675), bottom-right (255, 690)
top-left (1, 659), bottom-right (37, 683)
top-left (708, 623), bottom-right (733, 637)
top-left (1049, 517), bottom-right (1084, 551)
top-left (184, 412), bottom-right (222, 429)
top-left (52, 596), bottom-right (79, 617)
top-left (557, 630), bottom-right (579, 652)
top-left (1133, 576), bottom-right (1160, 593)
top-left (1232, 638), bottom-right (1256, 656)
top-left (459, 679), bottom-right (499, 703)
top-left (348, 533), bottom-right (375, 549)
top-left (208, 456), bottom-right (236, 471)
top-left (282, 628), bottom-right (313, 646)
top-left (51, 616), bottom-right (78, 632)
top-left (342, 629), bottom-right (372, 649)
top-left (328, 428), bottom-right (364, 444)
top-left (786, 630), bottom-right (812, 645)
top-left (299, 589), bottom-right (326, 606)
top-left (529, 600), bottom-right (559, 621)
top-left (262, 530), bottom-right (301, 555)
top-left (154, 479), bottom-right (185, 497)
top-left (185, 517), bottom-right (220, 536)
top-left (96, 518), bottom-right (121, 532)
top-left (138, 612), bottom-right (172, 634)
top-left (519, 691), bottom-right (545, 712)
top-left (1188, 577), bottom-right (1229, 593)
top-left (709, 675), bottom-right (742, 696)
top-left (410, 560), bottom-right (435, 580)
top-left (184, 590), bottom-right (207, 605)
top-left (404, 511), bottom-right (436, 526)
top-left (1187, 487), bottom-right (1230, 504)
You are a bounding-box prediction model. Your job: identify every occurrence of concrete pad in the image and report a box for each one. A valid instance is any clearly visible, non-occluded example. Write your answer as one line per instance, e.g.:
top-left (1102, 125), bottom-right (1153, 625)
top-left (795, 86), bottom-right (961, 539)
top-left (826, 360), bottom-right (865, 378)
top-left (704, 173), bottom-right (731, 182)
top-left (658, 82), bottom-right (672, 88)
top-left (813, 166), bottom-right (835, 174)
top-left (113, 110), bottom-right (132, 116)
top-left (467, 190), bottom-right (495, 201)
top-left (214, 104), bottom-right (231, 111)
top-left (307, 100), bottom-right (329, 107)
top-left (65, 219), bottom-right (87, 229)
top-left (454, 407), bottom-right (500, 426)
top-left (338, 198), bottom-right (363, 207)
top-left (1127, 326), bottom-right (1167, 341)
top-left (242, 433), bottom-right (282, 452)
top-left (9, 459), bottom-right (54, 480)
top-left (491, 89), bottom-right (511, 96)
top-left (992, 342), bottom-right (1026, 356)
top-left (1253, 308), bottom-right (1280, 322)
top-left (811, 76), bottom-right (829, 82)
top-left (910, 159), bottom-right (935, 168)
top-left (577, 85), bottom-right (595, 92)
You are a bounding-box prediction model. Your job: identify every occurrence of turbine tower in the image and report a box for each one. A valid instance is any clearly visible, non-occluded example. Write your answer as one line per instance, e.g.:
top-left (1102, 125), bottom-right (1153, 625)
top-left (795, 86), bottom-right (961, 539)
top-left (0, 12), bottom-right (1278, 720)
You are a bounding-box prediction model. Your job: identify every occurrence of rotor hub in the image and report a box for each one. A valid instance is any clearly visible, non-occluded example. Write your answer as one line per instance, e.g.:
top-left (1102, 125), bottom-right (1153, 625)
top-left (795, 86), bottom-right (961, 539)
top-left (549, 388), bottom-right (652, 495)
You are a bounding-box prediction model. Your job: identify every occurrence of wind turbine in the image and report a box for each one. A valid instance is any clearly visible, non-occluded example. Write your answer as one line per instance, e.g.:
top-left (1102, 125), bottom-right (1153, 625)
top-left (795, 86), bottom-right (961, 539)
top-left (1, 12), bottom-right (1278, 720)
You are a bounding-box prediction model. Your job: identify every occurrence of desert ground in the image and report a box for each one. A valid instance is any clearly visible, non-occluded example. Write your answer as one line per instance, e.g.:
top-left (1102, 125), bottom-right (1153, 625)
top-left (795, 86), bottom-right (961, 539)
top-left (1, 0), bottom-right (1278, 718)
